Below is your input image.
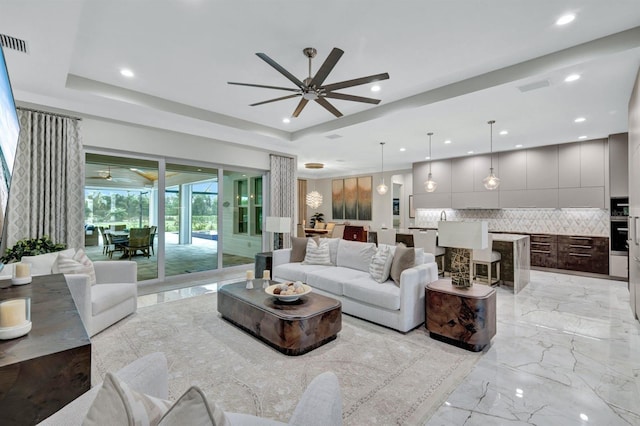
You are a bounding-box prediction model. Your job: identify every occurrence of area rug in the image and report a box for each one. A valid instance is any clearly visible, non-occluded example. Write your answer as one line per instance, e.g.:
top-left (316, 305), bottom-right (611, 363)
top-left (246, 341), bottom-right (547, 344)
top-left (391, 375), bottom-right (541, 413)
top-left (92, 293), bottom-right (480, 425)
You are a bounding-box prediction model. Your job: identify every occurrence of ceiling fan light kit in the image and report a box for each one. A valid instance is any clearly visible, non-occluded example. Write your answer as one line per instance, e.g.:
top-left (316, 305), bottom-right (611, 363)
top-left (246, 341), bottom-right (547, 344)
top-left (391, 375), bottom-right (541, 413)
top-left (228, 47), bottom-right (389, 118)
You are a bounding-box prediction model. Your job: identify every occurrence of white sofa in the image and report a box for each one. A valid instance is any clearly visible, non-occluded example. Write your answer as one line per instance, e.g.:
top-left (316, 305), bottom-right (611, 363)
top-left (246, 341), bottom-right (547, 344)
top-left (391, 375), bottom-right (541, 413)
top-left (39, 352), bottom-right (343, 426)
top-left (273, 239), bottom-right (439, 332)
top-left (1, 249), bottom-right (138, 337)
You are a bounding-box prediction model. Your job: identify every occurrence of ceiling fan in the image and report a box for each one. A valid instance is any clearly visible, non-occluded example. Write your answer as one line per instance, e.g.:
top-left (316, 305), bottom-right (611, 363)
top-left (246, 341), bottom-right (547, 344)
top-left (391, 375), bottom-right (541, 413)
top-left (228, 47), bottom-right (390, 118)
top-left (88, 165), bottom-right (113, 181)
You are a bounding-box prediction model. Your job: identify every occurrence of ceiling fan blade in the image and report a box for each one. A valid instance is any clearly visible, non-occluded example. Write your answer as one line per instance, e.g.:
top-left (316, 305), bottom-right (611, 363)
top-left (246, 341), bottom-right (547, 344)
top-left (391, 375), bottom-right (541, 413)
top-left (323, 92), bottom-right (381, 104)
top-left (322, 72), bottom-right (390, 92)
top-left (256, 52), bottom-right (305, 89)
top-left (228, 82), bottom-right (300, 92)
top-left (310, 48), bottom-right (344, 88)
top-left (292, 98), bottom-right (309, 117)
top-left (250, 94), bottom-right (301, 107)
top-left (315, 97), bottom-right (343, 118)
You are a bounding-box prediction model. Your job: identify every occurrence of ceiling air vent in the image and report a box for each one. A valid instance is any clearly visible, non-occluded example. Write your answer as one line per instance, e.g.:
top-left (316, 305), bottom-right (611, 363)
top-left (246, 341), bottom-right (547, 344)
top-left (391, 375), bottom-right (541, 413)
top-left (517, 79), bottom-right (549, 93)
top-left (0, 34), bottom-right (29, 54)
top-left (325, 134), bottom-right (342, 140)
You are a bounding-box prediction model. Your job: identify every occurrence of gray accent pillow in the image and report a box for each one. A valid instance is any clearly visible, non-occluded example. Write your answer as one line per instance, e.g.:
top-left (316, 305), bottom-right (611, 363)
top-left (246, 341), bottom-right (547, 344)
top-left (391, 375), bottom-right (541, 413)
top-left (290, 236), bottom-right (318, 263)
top-left (390, 245), bottom-right (415, 286)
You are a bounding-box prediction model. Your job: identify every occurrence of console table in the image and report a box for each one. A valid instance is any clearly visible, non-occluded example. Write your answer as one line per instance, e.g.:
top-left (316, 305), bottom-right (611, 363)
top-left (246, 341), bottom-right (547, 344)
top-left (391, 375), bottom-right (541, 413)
top-left (0, 274), bottom-right (91, 425)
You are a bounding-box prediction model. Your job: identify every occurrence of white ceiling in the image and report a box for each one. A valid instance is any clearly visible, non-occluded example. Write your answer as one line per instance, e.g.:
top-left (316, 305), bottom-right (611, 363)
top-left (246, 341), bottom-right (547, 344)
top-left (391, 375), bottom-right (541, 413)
top-left (2, 0), bottom-right (640, 178)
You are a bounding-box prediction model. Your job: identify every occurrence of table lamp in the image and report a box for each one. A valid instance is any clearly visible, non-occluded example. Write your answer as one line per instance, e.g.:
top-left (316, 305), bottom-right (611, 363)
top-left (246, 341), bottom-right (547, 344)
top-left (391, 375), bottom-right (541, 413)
top-left (437, 221), bottom-right (488, 288)
top-left (266, 216), bottom-right (291, 251)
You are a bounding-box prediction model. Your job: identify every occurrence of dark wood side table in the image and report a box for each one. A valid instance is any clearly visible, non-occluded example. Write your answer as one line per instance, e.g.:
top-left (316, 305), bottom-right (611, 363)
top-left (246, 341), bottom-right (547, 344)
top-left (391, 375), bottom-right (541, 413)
top-left (425, 279), bottom-right (496, 352)
top-left (0, 274), bottom-right (91, 425)
top-left (254, 251), bottom-right (273, 279)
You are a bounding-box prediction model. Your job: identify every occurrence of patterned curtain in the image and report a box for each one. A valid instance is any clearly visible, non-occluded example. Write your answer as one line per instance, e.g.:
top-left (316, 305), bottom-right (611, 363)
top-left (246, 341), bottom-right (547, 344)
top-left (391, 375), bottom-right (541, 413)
top-left (269, 154), bottom-right (295, 249)
top-left (3, 109), bottom-right (84, 251)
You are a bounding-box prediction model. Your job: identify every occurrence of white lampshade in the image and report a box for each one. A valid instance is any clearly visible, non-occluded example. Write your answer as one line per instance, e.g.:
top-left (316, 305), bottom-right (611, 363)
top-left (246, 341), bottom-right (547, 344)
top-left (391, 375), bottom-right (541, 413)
top-left (305, 191), bottom-right (323, 208)
top-left (265, 217), bottom-right (291, 233)
top-left (437, 221), bottom-right (488, 249)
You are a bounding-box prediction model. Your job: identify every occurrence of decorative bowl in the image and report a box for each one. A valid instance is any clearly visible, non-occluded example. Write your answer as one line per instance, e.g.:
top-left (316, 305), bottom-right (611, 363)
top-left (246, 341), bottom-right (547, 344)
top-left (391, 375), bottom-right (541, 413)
top-left (265, 283), bottom-right (312, 302)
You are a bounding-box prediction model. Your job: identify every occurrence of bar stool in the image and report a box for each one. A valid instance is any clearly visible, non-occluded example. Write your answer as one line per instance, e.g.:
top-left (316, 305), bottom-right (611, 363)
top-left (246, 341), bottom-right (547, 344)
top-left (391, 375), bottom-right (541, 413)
top-left (471, 234), bottom-right (501, 285)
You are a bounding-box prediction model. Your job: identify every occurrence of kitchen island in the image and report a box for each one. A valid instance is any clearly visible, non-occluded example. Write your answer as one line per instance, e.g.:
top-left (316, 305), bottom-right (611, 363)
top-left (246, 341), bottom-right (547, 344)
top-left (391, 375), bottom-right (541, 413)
top-left (491, 233), bottom-right (531, 293)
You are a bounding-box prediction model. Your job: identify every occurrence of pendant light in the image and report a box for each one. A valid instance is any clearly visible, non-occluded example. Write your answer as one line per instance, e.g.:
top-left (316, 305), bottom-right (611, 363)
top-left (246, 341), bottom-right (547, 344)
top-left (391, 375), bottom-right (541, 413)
top-left (376, 142), bottom-right (388, 195)
top-left (304, 163), bottom-right (323, 208)
top-left (483, 120), bottom-right (500, 190)
top-left (424, 132), bottom-right (437, 192)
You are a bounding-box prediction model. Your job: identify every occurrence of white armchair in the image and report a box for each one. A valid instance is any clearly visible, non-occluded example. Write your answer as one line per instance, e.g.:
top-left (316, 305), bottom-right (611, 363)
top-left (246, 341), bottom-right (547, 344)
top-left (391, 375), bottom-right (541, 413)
top-left (65, 261), bottom-right (137, 337)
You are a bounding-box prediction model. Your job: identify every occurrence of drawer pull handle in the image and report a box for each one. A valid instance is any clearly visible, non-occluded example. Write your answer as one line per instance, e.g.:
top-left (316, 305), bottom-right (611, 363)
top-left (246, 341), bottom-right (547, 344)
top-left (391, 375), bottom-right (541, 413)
top-left (569, 253), bottom-right (591, 257)
top-left (531, 250), bottom-right (551, 254)
top-left (531, 242), bottom-right (551, 246)
top-left (569, 244), bottom-right (592, 249)
top-left (569, 237), bottom-right (592, 240)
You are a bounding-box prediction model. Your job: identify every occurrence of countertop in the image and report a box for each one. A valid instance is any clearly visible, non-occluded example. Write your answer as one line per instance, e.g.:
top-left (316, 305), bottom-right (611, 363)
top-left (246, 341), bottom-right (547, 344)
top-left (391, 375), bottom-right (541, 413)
top-left (491, 234), bottom-right (529, 242)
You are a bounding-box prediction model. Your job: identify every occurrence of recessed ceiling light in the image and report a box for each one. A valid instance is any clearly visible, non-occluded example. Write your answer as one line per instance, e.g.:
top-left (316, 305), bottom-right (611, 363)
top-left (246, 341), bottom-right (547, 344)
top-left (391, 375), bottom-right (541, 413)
top-left (399, 147), bottom-right (406, 152)
top-left (515, 144), bottom-right (523, 148)
top-left (556, 14), bottom-right (575, 26)
top-left (120, 68), bottom-right (134, 78)
top-left (580, 414), bottom-right (589, 422)
top-left (282, 118), bottom-right (290, 123)
top-left (574, 117), bottom-right (586, 123)
top-left (499, 130), bottom-right (508, 135)
top-left (564, 74), bottom-right (580, 82)
top-left (578, 135), bottom-right (587, 140)
top-left (371, 85), bottom-right (381, 92)
top-left (425, 156), bottom-right (431, 160)
top-left (467, 150), bottom-right (474, 154)
top-left (444, 140), bottom-right (452, 144)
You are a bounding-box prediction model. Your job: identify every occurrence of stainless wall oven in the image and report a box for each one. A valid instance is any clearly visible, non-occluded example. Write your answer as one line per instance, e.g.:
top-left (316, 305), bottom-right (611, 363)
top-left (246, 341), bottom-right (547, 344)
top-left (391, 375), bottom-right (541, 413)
top-left (611, 217), bottom-right (629, 255)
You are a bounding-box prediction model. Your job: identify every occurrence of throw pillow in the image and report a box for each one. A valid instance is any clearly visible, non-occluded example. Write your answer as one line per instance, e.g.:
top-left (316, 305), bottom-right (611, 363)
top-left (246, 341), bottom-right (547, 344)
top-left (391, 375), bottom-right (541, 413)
top-left (369, 244), bottom-right (395, 283)
top-left (21, 248), bottom-right (75, 276)
top-left (302, 238), bottom-right (332, 265)
top-left (290, 236), bottom-right (318, 263)
top-left (324, 237), bottom-right (341, 265)
top-left (336, 240), bottom-right (377, 272)
top-left (158, 386), bottom-right (229, 426)
top-left (83, 372), bottom-right (172, 426)
top-left (390, 244), bottom-right (415, 286)
top-left (53, 249), bottom-right (97, 285)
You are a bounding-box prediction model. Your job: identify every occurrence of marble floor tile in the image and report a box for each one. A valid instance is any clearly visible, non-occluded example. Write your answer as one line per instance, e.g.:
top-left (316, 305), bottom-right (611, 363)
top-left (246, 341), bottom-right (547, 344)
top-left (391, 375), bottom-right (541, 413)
top-left (426, 270), bottom-right (640, 426)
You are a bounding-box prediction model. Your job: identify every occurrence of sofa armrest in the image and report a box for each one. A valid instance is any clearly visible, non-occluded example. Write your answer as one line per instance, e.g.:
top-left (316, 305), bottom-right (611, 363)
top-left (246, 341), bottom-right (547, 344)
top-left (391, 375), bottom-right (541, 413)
top-left (272, 248), bottom-right (292, 268)
top-left (288, 372), bottom-right (342, 426)
top-left (37, 352), bottom-right (168, 426)
top-left (93, 261), bottom-right (137, 284)
top-left (397, 262), bottom-right (439, 327)
top-left (64, 274), bottom-right (92, 334)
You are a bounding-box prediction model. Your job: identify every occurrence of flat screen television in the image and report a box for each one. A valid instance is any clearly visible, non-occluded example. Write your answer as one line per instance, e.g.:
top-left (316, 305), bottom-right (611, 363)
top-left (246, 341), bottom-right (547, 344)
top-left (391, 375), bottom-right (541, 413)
top-left (0, 43), bottom-right (20, 245)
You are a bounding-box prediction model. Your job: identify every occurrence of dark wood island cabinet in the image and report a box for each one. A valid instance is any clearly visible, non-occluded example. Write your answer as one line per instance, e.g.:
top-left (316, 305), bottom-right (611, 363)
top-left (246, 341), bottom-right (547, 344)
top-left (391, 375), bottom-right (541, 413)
top-left (529, 233), bottom-right (609, 275)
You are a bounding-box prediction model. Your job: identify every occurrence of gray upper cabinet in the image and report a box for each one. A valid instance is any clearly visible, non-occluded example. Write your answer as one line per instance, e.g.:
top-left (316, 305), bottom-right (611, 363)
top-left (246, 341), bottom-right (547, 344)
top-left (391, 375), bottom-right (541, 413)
top-left (451, 157), bottom-right (474, 193)
top-left (498, 151), bottom-right (526, 190)
top-left (526, 145), bottom-right (558, 189)
top-left (609, 133), bottom-right (629, 197)
top-left (558, 142), bottom-right (581, 188)
top-left (580, 139), bottom-right (605, 187)
top-left (412, 159), bottom-right (451, 208)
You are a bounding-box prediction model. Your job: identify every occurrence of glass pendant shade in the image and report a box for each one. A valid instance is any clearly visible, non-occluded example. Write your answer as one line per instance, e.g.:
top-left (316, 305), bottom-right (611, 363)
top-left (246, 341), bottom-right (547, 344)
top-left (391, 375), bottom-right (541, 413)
top-left (305, 190), bottom-right (323, 209)
top-left (425, 173), bottom-right (437, 192)
top-left (484, 120), bottom-right (500, 190)
top-left (376, 141), bottom-right (388, 195)
top-left (423, 132), bottom-right (437, 192)
top-left (376, 181), bottom-right (388, 195)
top-left (483, 168), bottom-right (500, 190)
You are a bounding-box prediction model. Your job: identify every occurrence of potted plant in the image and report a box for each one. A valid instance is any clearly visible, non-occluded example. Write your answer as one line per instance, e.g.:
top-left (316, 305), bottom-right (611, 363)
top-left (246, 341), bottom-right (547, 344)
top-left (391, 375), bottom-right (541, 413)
top-left (309, 212), bottom-right (325, 228)
top-left (1, 236), bottom-right (67, 264)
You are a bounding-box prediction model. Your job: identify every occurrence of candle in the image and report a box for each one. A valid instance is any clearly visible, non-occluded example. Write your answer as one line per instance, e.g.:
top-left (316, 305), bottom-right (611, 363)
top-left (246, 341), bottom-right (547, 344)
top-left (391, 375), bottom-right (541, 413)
top-left (0, 299), bottom-right (27, 328)
top-left (263, 270), bottom-right (270, 280)
top-left (15, 263), bottom-right (30, 278)
top-left (246, 270), bottom-right (254, 280)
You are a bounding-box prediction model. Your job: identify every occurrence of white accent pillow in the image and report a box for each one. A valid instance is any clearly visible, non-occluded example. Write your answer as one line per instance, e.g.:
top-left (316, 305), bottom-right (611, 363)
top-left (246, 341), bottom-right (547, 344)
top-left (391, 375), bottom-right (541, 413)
top-left (21, 248), bottom-right (75, 276)
top-left (158, 386), bottom-right (229, 425)
top-left (322, 238), bottom-right (341, 265)
top-left (414, 247), bottom-right (425, 265)
top-left (369, 244), bottom-right (395, 283)
top-left (336, 240), bottom-right (377, 272)
top-left (302, 238), bottom-right (332, 265)
top-left (83, 372), bottom-right (172, 426)
top-left (53, 248), bottom-right (97, 285)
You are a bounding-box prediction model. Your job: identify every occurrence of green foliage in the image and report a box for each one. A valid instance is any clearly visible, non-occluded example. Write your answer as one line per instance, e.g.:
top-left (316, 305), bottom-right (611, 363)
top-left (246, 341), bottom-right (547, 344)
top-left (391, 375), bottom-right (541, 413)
top-left (309, 212), bottom-right (325, 228)
top-left (1, 236), bottom-right (67, 264)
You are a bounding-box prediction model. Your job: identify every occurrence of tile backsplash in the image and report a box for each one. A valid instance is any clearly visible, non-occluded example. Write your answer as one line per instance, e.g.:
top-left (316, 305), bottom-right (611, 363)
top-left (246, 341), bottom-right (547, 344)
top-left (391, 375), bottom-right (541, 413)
top-left (414, 209), bottom-right (609, 237)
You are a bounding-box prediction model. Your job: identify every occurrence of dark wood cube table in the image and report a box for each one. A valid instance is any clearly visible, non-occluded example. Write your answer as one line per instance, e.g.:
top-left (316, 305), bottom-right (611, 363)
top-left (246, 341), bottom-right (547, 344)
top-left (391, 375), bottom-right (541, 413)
top-left (425, 279), bottom-right (496, 352)
top-left (217, 281), bottom-right (341, 355)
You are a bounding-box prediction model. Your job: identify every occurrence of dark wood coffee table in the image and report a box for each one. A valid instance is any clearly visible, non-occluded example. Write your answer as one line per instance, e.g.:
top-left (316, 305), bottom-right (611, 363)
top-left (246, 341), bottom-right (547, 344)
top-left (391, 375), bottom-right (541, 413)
top-left (217, 280), bottom-right (341, 355)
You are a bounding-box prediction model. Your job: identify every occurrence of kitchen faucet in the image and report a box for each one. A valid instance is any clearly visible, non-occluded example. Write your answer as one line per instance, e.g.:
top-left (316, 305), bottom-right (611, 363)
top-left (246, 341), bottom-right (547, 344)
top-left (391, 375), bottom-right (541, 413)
top-left (440, 210), bottom-right (447, 221)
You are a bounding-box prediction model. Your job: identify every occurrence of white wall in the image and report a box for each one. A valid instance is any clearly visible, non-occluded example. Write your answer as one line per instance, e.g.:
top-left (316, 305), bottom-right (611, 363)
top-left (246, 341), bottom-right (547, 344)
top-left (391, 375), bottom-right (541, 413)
top-left (304, 169), bottom-right (413, 230)
top-left (82, 118), bottom-right (271, 170)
